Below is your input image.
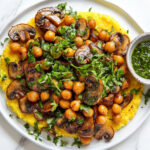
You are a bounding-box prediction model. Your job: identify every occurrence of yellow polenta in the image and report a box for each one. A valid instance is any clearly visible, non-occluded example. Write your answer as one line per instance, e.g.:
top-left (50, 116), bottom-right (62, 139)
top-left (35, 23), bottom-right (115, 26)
top-left (0, 12), bottom-right (144, 137)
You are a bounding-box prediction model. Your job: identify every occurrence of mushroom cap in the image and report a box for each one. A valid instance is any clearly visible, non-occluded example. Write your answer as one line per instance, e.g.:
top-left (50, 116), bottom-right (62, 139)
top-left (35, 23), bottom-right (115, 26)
top-left (6, 79), bottom-right (26, 100)
top-left (75, 45), bottom-right (93, 65)
top-left (18, 95), bottom-right (33, 113)
top-left (8, 24), bottom-right (36, 42)
top-left (8, 62), bottom-right (23, 79)
top-left (83, 76), bottom-right (104, 105)
top-left (120, 93), bottom-right (133, 108)
top-left (89, 42), bottom-right (103, 55)
top-left (76, 18), bottom-right (90, 40)
top-left (94, 123), bottom-right (114, 141)
top-left (102, 94), bottom-right (114, 107)
top-left (110, 32), bottom-right (130, 55)
top-left (90, 29), bottom-right (99, 42)
top-left (78, 117), bottom-right (94, 138)
top-left (35, 7), bottom-right (64, 32)
top-left (23, 61), bottom-right (48, 92)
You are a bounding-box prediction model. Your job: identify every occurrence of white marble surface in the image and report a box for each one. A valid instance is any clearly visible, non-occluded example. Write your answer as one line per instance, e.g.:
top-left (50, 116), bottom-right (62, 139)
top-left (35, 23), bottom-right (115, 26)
top-left (0, 0), bottom-right (150, 150)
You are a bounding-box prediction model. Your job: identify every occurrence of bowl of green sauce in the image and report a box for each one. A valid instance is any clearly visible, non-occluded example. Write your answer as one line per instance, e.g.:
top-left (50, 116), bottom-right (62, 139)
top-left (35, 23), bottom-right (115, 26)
top-left (127, 32), bottom-right (150, 85)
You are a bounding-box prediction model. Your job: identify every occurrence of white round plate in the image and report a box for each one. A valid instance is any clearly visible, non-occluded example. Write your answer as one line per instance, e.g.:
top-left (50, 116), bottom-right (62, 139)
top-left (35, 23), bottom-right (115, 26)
top-left (0, 0), bottom-right (149, 150)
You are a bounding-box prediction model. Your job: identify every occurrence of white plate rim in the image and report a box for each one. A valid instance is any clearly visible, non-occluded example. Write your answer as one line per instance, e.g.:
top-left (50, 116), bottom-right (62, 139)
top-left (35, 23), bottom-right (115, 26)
top-left (0, 0), bottom-right (148, 150)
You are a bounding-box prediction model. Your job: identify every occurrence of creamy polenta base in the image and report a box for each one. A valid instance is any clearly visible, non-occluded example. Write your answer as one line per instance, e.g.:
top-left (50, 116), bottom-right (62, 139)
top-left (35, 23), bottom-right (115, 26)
top-left (0, 12), bottom-right (144, 137)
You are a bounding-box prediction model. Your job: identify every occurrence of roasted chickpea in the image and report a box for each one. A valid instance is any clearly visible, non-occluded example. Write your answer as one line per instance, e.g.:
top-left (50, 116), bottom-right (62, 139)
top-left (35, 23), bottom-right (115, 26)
top-left (113, 114), bottom-right (122, 124)
top-left (27, 91), bottom-right (39, 102)
top-left (44, 30), bottom-right (55, 42)
top-left (98, 105), bottom-right (108, 115)
top-left (112, 104), bottom-right (122, 114)
top-left (122, 79), bottom-right (129, 90)
top-left (33, 46), bottom-right (43, 58)
top-left (10, 42), bottom-right (21, 53)
top-left (120, 65), bottom-right (128, 74)
top-left (61, 90), bottom-right (72, 100)
top-left (85, 40), bottom-right (92, 45)
top-left (80, 137), bottom-right (92, 145)
top-left (113, 55), bottom-right (124, 66)
top-left (26, 39), bottom-right (34, 48)
top-left (74, 37), bottom-right (83, 47)
top-left (96, 115), bottom-right (107, 125)
top-left (54, 36), bottom-right (63, 44)
top-left (64, 15), bottom-right (75, 26)
top-left (64, 48), bottom-right (75, 57)
top-left (19, 47), bottom-right (28, 60)
top-left (71, 100), bottom-right (81, 111)
top-left (73, 81), bottom-right (85, 95)
top-left (104, 41), bottom-right (116, 53)
top-left (88, 18), bottom-right (96, 29)
top-left (114, 93), bottom-right (124, 104)
top-left (65, 108), bottom-right (76, 120)
top-left (83, 108), bottom-right (94, 117)
top-left (52, 94), bottom-right (60, 104)
top-left (59, 99), bottom-right (70, 109)
top-left (63, 80), bottom-right (74, 90)
top-left (40, 91), bottom-right (50, 102)
top-left (98, 30), bottom-right (110, 41)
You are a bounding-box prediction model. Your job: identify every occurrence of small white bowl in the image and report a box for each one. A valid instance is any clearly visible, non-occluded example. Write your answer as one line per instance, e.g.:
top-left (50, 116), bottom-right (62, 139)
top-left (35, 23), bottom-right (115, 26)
top-left (126, 32), bottom-right (150, 85)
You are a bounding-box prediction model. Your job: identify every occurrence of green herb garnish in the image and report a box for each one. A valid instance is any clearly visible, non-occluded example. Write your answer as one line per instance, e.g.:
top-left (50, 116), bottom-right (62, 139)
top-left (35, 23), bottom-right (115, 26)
top-left (89, 7), bottom-right (92, 12)
top-left (72, 138), bottom-right (82, 148)
top-left (60, 140), bottom-right (68, 147)
top-left (4, 57), bottom-right (10, 66)
top-left (1, 74), bottom-right (7, 81)
top-left (130, 88), bottom-right (141, 96)
top-left (80, 104), bottom-right (90, 113)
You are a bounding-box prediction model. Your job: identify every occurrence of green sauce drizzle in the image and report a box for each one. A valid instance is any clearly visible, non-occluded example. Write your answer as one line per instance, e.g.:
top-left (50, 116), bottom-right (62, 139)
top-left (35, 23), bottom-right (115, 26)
top-left (132, 40), bottom-right (150, 79)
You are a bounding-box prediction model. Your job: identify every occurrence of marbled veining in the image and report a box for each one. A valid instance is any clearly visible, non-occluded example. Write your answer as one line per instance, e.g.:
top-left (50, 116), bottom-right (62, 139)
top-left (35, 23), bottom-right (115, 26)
top-left (0, 0), bottom-right (150, 150)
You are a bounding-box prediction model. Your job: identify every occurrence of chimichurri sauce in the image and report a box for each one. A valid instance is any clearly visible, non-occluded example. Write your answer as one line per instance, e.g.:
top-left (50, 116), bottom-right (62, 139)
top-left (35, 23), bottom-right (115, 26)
top-left (132, 40), bottom-right (150, 79)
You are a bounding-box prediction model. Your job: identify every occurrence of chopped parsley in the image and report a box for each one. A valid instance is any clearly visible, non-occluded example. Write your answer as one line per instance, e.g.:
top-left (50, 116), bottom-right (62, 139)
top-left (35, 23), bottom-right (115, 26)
top-left (51, 100), bottom-right (58, 112)
top-left (41, 41), bottom-right (50, 52)
top-left (89, 7), bottom-right (92, 12)
top-left (80, 104), bottom-right (90, 113)
top-left (0, 37), bottom-right (9, 47)
top-left (53, 136), bottom-right (61, 145)
top-left (24, 122), bottom-right (42, 141)
top-left (60, 140), bottom-right (68, 147)
top-left (72, 138), bottom-right (82, 148)
top-left (39, 100), bottom-right (43, 109)
top-left (47, 135), bottom-right (51, 141)
top-left (28, 81), bottom-right (35, 88)
top-left (1, 74), bottom-right (7, 81)
top-left (46, 118), bottom-right (56, 131)
top-left (76, 119), bottom-right (84, 125)
top-left (35, 64), bottom-right (44, 73)
top-left (130, 88), bottom-right (141, 96)
top-left (56, 2), bottom-right (67, 11)
top-left (9, 114), bottom-right (13, 118)
top-left (16, 73), bottom-right (24, 79)
top-left (4, 57), bottom-right (10, 66)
